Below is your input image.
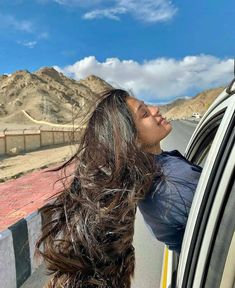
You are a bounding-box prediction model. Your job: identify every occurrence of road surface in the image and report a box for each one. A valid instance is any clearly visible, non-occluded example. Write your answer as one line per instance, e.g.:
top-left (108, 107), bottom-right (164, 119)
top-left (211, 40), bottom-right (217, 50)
top-left (21, 120), bottom-right (197, 288)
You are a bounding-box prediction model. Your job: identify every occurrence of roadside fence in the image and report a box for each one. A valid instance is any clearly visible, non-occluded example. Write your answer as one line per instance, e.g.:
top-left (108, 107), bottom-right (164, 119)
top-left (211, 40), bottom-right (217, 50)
top-left (0, 126), bottom-right (81, 156)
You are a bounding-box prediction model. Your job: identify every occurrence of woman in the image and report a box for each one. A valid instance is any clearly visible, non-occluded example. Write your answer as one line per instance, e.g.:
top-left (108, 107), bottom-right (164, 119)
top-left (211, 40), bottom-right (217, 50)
top-left (36, 89), bottom-right (201, 288)
top-left (123, 96), bottom-right (202, 254)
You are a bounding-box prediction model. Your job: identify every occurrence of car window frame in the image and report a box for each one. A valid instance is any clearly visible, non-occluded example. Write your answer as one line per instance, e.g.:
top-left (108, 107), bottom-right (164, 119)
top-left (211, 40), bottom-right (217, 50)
top-left (177, 94), bottom-right (235, 288)
top-left (189, 110), bottom-right (225, 166)
top-left (202, 161), bottom-right (235, 288)
top-left (190, 116), bottom-right (235, 288)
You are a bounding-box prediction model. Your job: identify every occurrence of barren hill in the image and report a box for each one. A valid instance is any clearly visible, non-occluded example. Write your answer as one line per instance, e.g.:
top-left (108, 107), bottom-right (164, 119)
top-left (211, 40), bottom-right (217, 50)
top-left (159, 87), bottom-right (224, 119)
top-left (0, 67), bottom-right (225, 125)
top-left (0, 67), bottom-right (111, 126)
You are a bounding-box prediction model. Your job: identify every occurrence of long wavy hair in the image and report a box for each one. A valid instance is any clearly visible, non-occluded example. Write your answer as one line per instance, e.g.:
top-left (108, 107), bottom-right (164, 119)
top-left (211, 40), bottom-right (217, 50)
top-left (36, 89), bottom-right (158, 288)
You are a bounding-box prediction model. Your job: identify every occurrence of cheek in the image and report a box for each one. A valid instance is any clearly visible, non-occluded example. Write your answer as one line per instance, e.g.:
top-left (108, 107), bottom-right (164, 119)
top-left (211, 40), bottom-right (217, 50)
top-left (137, 120), bottom-right (162, 143)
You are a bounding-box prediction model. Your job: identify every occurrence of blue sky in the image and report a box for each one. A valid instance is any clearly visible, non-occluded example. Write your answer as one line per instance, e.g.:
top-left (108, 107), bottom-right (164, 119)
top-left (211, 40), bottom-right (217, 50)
top-left (0, 0), bottom-right (234, 103)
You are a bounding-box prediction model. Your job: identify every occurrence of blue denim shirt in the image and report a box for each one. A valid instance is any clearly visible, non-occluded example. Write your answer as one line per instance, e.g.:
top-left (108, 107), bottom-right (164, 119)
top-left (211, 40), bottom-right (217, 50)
top-left (138, 150), bottom-right (202, 254)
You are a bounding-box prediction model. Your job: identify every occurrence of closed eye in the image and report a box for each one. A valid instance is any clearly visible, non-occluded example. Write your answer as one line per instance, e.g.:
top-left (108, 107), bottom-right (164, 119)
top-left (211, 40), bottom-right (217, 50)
top-left (142, 111), bottom-right (149, 118)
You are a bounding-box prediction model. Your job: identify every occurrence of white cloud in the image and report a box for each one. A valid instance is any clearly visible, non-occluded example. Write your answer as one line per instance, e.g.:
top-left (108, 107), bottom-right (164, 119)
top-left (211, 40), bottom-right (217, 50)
top-left (0, 13), bottom-right (34, 32)
top-left (17, 40), bottom-right (37, 48)
top-left (83, 6), bottom-right (126, 21)
top-left (54, 55), bottom-right (234, 101)
top-left (51, 0), bottom-right (177, 23)
top-left (83, 0), bottom-right (177, 23)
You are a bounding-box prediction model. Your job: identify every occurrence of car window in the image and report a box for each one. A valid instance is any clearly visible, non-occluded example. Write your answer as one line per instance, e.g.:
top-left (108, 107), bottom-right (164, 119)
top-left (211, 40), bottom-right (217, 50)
top-left (187, 110), bottom-right (225, 167)
top-left (193, 133), bottom-right (214, 167)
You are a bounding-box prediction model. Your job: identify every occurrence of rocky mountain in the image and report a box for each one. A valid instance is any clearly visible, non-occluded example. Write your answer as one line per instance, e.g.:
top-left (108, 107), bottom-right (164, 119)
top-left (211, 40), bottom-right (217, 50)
top-left (0, 67), bottom-right (112, 126)
top-left (159, 87), bottom-right (225, 119)
top-left (0, 67), bottom-right (225, 126)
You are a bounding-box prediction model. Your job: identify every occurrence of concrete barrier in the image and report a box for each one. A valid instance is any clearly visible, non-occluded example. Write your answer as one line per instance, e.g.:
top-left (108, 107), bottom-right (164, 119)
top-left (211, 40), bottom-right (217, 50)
top-left (0, 109), bottom-right (84, 156)
top-left (26, 212), bottom-right (43, 274)
top-left (25, 134), bottom-right (41, 152)
top-left (41, 131), bottom-right (53, 146)
top-left (6, 134), bottom-right (25, 154)
top-left (54, 131), bottom-right (64, 144)
top-left (0, 128), bottom-right (81, 156)
top-left (0, 229), bottom-right (16, 288)
top-left (0, 212), bottom-right (43, 288)
top-left (0, 135), bottom-right (5, 154)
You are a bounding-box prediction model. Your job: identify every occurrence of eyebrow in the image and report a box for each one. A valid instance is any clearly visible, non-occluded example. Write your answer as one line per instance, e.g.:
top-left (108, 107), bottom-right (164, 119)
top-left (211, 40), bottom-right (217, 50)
top-left (136, 101), bottom-right (146, 113)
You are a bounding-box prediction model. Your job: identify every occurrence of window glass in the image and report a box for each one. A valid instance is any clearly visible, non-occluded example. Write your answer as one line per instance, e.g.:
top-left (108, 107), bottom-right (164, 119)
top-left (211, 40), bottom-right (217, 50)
top-left (189, 111), bottom-right (225, 167)
top-left (193, 129), bottom-right (216, 167)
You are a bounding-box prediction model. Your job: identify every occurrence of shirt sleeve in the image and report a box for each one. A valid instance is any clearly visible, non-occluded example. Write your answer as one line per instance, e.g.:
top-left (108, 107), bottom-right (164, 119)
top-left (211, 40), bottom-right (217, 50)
top-left (138, 154), bottom-right (202, 254)
top-left (139, 177), bottom-right (193, 253)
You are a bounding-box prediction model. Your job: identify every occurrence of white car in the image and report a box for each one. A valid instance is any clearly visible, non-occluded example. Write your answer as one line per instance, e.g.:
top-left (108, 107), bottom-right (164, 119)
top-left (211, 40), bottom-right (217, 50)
top-left (192, 112), bottom-right (201, 119)
top-left (161, 77), bottom-right (235, 288)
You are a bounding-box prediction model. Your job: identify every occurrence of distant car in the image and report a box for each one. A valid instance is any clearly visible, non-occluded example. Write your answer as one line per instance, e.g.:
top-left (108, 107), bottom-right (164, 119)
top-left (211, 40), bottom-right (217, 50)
top-left (161, 77), bottom-right (235, 288)
top-left (192, 112), bottom-right (201, 118)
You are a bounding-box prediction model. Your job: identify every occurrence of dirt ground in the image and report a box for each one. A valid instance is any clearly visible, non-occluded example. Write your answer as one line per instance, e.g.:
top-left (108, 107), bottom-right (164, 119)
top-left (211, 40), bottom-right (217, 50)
top-left (0, 144), bottom-right (79, 183)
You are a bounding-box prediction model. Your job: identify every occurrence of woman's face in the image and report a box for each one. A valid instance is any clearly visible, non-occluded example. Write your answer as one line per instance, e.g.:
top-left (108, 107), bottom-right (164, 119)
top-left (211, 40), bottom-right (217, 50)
top-left (126, 97), bottom-right (172, 154)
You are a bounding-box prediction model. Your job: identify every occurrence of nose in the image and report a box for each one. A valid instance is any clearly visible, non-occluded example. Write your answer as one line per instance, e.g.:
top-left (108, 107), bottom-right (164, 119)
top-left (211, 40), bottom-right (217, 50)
top-left (148, 105), bottom-right (160, 117)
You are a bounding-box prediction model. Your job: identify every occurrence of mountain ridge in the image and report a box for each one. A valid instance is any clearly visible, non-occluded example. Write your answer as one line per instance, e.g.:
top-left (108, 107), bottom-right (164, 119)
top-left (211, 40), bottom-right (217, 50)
top-left (0, 67), bottom-right (112, 125)
top-left (160, 86), bottom-right (224, 119)
top-left (0, 67), bottom-right (224, 125)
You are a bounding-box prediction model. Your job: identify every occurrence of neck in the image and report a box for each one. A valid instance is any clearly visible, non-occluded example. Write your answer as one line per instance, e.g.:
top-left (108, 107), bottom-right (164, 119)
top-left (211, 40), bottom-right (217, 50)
top-left (143, 143), bottom-right (162, 155)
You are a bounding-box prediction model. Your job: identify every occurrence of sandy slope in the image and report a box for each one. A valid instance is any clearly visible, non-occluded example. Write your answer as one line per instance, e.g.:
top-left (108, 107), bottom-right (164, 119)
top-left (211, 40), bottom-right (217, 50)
top-left (0, 144), bottom-right (78, 183)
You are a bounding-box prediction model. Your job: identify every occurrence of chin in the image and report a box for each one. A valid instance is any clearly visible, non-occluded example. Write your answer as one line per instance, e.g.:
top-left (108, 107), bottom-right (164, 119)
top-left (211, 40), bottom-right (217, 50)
top-left (167, 121), bottom-right (173, 131)
top-left (165, 124), bottom-right (173, 136)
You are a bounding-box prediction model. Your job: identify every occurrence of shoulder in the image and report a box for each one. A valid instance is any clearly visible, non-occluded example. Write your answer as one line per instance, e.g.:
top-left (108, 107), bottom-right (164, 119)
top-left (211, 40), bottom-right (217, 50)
top-left (154, 150), bottom-right (185, 169)
top-left (139, 150), bottom-right (201, 224)
top-left (154, 150), bottom-right (202, 180)
top-left (156, 150), bottom-right (202, 172)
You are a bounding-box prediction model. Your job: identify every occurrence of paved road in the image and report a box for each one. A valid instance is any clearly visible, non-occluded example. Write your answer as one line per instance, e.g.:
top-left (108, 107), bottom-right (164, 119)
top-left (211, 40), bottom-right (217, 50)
top-left (161, 120), bottom-right (198, 153)
top-left (21, 120), bottom-right (197, 288)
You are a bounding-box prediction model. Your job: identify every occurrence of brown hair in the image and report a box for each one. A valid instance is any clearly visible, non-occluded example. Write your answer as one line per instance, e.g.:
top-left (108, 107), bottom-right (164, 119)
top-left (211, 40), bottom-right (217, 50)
top-left (36, 89), bottom-right (157, 288)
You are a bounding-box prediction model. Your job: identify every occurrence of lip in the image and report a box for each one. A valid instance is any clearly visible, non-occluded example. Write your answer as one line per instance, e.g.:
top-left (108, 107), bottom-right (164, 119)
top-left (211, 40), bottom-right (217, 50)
top-left (159, 117), bottom-right (168, 125)
top-left (159, 118), bottom-right (164, 124)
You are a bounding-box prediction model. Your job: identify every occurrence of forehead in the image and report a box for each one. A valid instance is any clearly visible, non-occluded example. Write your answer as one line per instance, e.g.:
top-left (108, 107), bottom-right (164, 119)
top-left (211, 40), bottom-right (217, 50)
top-left (126, 97), bottom-right (143, 114)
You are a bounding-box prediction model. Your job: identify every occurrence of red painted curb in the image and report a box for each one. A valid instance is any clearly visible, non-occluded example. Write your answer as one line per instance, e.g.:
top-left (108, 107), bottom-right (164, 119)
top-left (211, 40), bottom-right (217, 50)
top-left (0, 163), bottom-right (75, 231)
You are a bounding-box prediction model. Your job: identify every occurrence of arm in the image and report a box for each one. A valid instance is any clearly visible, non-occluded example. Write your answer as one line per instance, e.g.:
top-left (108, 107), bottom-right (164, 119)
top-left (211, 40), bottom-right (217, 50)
top-left (138, 153), bottom-right (202, 254)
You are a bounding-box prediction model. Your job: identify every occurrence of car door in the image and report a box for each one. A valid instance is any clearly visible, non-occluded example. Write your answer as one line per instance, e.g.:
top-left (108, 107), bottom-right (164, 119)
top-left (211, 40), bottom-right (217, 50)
top-left (176, 79), bottom-right (235, 288)
top-left (161, 79), bottom-right (235, 288)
